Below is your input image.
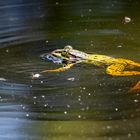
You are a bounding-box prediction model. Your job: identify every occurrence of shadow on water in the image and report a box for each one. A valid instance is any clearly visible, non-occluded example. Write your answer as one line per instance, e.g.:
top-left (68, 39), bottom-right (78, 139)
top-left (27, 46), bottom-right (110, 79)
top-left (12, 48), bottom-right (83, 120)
top-left (0, 0), bottom-right (140, 140)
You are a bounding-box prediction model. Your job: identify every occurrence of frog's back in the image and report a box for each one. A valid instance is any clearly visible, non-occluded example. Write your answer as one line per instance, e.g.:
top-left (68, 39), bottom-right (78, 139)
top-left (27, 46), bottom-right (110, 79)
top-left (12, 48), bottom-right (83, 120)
top-left (69, 49), bottom-right (88, 59)
top-left (86, 54), bottom-right (116, 65)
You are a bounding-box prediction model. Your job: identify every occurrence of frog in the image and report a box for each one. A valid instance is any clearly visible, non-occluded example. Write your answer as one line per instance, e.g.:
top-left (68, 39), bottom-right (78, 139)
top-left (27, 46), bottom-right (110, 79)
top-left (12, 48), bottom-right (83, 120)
top-left (40, 45), bottom-right (140, 92)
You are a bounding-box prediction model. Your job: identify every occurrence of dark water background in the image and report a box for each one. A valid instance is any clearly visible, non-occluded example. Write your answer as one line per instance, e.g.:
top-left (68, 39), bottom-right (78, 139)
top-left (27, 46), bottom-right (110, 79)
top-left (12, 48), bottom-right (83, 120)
top-left (0, 0), bottom-right (140, 140)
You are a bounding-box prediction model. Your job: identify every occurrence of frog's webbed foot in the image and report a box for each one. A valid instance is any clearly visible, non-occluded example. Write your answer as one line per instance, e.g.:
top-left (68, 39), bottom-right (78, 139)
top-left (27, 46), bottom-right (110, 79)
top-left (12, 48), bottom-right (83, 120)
top-left (40, 63), bottom-right (74, 73)
top-left (129, 81), bottom-right (140, 92)
top-left (106, 63), bottom-right (140, 76)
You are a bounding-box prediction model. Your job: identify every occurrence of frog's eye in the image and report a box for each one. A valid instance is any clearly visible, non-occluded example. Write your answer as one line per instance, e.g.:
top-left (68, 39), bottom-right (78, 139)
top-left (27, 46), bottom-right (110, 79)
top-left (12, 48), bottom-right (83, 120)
top-left (64, 45), bottom-right (73, 51)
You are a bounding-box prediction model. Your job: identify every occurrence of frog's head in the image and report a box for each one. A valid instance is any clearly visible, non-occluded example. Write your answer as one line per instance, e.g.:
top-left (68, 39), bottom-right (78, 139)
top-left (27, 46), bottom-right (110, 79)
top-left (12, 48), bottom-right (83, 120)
top-left (52, 45), bottom-right (74, 60)
top-left (41, 45), bottom-right (87, 64)
top-left (40, 46), bottom-right (72, 64)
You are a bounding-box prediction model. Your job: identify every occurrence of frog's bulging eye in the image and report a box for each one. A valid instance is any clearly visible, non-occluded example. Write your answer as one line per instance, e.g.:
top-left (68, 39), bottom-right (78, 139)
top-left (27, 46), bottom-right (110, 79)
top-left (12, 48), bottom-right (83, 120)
top-left (64, 45), bottom-right (73, 51)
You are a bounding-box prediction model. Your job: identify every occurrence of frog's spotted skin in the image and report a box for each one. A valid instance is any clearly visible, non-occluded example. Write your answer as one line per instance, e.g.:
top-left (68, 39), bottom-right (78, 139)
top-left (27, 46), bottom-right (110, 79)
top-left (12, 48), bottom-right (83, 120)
top-left (40, 45), bottom-right (140, 92)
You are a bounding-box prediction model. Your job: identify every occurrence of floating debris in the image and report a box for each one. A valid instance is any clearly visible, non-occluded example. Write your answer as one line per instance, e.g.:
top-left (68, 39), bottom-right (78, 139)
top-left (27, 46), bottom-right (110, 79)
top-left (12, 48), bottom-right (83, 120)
top-left (115, 108), bottom-right (118, 111)
top-left (88, 9), bottom-right (92, 12)
top-left (44, 104), bottom-right (47, 107)
top-left (41, 95), bottom-right (45, 98)
top-left (67, 77), bottom-right (75, 81)
top-left (134, 99), bottom-right (138, 103)
top-left (32, 73), bottom-right (41, 78)
top-left (123, 16), bottom-right (131, 24)
top-left (33, 96), bottom-right (37, 100)
top-left (26, 113), bottom-right (29, 117)
top-left (82, 87), bottom-right (86, 90)
top-left (6, 49), bottom-right (9, 53)
top-left (67, 104), bottom-right (70, 108)
top-left (117, 45), bottom-right (122, 48)
top-left (64, 111), bottom-right (67, 114)
top-left (88, 93), bottom-right (91, 96)
top-left (78, 115), bottom-right (81, 118)
top-left (55, 2), bottom-right (59, 5)
top-left (45, 40), bottom-right (49, 43)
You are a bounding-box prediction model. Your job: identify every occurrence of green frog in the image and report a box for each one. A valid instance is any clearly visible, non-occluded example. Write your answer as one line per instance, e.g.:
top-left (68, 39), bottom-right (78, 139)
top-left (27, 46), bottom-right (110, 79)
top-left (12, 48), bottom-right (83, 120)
top-left (40, 45), bottom-right (140, 92)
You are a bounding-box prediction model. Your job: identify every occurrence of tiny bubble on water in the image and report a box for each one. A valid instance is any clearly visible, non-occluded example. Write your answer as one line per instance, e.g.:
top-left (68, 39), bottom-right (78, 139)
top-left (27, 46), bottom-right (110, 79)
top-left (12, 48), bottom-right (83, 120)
top-left (78, 115), bottom-right (81, 118)
top-left (64, 111), bottom-right (67, 114)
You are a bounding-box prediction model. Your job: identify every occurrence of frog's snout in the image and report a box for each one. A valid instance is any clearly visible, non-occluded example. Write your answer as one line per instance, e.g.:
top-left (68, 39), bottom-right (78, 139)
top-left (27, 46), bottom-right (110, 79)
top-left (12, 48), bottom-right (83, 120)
top-left (40, 53), bottom-right (55, 62)
top-left (40, 53), bottom-right (48, 61)
top-left (40, 53), bottom-right (64, 64)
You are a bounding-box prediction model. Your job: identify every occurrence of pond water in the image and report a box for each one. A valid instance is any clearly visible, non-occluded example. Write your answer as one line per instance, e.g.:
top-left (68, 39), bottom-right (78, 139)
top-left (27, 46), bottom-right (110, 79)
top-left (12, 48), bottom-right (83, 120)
top-left (0, 0), bottom-right (140, 140)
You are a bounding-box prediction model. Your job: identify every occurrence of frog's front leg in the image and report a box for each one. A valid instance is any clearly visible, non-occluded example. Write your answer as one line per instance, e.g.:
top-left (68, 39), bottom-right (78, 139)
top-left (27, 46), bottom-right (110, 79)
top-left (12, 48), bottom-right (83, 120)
top-left (40, 63), bottom-right (74, 73)
top-left (106, 63), bottom-right (140, 76)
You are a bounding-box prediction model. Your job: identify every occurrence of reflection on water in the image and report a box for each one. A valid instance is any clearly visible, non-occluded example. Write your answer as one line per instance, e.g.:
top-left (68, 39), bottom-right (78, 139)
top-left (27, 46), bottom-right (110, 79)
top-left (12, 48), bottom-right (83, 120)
top-left (0, 0), bottom-right (140, 139)
top-left (0, 0), bottom-right (46, 48)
